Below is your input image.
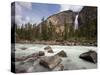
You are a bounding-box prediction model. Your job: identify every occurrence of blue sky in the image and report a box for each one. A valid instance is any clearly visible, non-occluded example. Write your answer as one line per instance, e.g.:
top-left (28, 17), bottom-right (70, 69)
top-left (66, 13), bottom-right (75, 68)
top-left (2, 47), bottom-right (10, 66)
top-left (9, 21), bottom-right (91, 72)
top-left (13, 2), bottom-right (83, 25)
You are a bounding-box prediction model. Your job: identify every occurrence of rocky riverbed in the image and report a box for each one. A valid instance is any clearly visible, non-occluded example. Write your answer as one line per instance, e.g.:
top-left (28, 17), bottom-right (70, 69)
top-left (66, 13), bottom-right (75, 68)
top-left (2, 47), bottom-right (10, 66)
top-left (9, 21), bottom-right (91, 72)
top-left (12, 43), bottom-right (97, 73)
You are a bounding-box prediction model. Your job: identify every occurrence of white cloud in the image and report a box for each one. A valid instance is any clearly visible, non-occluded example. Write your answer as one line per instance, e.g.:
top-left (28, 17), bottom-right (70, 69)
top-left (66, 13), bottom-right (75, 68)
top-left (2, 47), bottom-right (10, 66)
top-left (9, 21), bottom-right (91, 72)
top-left (70, 6), bottom-right (83, 12)
top-left (15, 15), bottom-right (24, 25)
top-left (15, 2), bottom-right (22, 15)
top-left (15, 15), bottom-right (30, 25)
top-left (60, 4), bottom-right (83, 12)
top-left (30, 16), bottom-right (41, 24)
top-left (15, 2), bottom-right (33, 25)
top-left (25, 16), bottom-right (30, 22)
top-left (15, 2), bottom-right (32, 15)
top-left (18, 2), bottom-right (32, 10)
top-left (60, 5), bottom-right (70, 12)
top-left (15, 2), bottom-right (42, 25)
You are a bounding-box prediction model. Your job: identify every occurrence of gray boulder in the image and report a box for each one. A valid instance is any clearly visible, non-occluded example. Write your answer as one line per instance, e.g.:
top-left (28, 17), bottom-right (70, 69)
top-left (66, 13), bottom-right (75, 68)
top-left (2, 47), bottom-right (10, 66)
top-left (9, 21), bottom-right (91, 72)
top-left (44, 46), bottom-right (54, 53)
top-left (55, 50), bottom-right (67, 57)
top-left (20, 47), bottom-right (27, 50)
top-left (39, 51), bottom-right (45, 56)
top-left (79, 50), bottom-right (97, 63)
top-left (40, 55), bottom-right (62, 69)
top-left (15, 51), bottom-right (44, 62)
top-left (53, 64), bottom-right (64, 71)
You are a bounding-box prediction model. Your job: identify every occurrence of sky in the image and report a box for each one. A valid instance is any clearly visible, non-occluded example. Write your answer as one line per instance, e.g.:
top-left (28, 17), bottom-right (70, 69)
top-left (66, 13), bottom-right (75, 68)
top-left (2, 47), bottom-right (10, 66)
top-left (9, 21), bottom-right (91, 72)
top-left (11, 2), bottom-right (83, 25)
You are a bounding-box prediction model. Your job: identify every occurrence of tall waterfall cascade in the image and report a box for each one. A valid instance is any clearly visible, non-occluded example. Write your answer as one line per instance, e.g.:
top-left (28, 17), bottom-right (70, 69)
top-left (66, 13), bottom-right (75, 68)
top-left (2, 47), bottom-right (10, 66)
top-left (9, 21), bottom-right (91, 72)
top-left (74, 14), bottom-right (79, 30)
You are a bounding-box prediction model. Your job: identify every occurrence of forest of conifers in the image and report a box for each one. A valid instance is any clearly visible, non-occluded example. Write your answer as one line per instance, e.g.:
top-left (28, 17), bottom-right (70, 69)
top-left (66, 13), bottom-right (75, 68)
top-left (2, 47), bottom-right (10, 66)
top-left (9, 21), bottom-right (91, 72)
top-left (15, 17), bottom-right (97, 44)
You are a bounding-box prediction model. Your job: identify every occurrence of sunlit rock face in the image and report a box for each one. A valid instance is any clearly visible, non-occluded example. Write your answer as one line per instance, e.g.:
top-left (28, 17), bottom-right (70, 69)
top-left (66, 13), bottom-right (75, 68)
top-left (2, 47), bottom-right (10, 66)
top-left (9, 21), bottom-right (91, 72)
top-left (47, 10), bottom-right (76, 33)
top-left (46, 10), bottom-right (76, 26)
top-left (38, 10), bottom-right (76, 34)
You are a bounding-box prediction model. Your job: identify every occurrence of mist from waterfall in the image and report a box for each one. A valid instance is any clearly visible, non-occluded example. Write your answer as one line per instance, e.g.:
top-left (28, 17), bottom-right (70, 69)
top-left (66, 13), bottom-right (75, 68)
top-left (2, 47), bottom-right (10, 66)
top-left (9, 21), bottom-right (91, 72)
top-left (74, 14), bottom-right (79, 30)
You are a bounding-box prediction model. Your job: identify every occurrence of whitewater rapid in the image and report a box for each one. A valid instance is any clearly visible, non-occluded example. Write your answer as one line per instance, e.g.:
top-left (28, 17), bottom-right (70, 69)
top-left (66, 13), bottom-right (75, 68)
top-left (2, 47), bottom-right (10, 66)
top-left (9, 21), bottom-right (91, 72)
top-left (15, 44), bottom-right (97, 72)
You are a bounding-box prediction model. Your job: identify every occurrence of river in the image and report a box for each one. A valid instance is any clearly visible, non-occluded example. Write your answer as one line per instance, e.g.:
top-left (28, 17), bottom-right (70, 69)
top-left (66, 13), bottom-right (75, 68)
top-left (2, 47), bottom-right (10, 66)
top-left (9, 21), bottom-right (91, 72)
top-left (14, 43), bottom-right (97, 72)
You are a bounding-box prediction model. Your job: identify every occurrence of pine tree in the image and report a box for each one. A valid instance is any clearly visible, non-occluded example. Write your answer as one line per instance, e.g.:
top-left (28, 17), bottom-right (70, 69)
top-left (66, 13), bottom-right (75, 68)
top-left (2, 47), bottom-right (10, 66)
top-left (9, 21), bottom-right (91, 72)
top-left (41, 17), bottom-right (48, 40)
top-left (64, 21), bottom-right (68, 40)
top-left (48, 21), bottom-right (55, 40)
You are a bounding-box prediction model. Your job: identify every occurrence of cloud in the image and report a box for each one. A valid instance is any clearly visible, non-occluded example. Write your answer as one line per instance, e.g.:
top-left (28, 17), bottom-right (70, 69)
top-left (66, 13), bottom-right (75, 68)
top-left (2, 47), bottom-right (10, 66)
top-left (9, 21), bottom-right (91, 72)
top-left (15, 2), bottom-right (32, 15)
top-left (14, 2), bottom-right (33, 25)
top-left (15, 15), bottom-right (24, 25)
top-left (18, 2), bottom-right (32, 10)
top-left (60, 4), bottom-right (83, 12)
top-left (70, 6), bottom-right (83, 12)
top-left (15, 2), bottom-right (50, 25)
top-left (30, 16), bottom-right (41, 24)
top-left (15, 15), bottom-right (31, 25)
top-left (25, 16), bottom-right (30, 22)
top-left (60, 5), bottom-right (70, 11)
top-left (15, 2), bottom-right (22, 15)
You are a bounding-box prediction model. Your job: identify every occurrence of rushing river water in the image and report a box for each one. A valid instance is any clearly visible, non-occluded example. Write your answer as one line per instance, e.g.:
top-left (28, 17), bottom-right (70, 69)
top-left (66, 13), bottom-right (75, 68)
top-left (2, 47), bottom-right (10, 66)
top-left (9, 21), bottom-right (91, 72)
top-left (15, 44), bottom-right (97, 72)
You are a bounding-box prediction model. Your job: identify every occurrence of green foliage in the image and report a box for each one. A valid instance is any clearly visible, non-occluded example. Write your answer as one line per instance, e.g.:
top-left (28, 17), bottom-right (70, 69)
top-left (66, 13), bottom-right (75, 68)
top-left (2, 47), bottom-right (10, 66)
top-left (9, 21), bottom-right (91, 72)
top-left (41, 17), bottom-right (49, 40)
top-left (16, 17), bottom-right (97, 43)
top-left (64, 22), bottom-right (68, 40)
top-left (47, 21), bottom-right (56, 40)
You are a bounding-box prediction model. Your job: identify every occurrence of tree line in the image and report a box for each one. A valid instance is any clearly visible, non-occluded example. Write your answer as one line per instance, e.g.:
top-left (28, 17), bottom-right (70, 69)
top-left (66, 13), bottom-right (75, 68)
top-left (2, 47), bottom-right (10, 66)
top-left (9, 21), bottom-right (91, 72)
top-left (15, 17), bottom-right (97, 43)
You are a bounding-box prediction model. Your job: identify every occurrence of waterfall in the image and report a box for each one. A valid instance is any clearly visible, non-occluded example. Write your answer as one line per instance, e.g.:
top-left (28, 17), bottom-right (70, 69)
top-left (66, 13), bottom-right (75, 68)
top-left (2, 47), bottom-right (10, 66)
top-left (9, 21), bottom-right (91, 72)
top-left (74, 14), bottom-right (79, 30)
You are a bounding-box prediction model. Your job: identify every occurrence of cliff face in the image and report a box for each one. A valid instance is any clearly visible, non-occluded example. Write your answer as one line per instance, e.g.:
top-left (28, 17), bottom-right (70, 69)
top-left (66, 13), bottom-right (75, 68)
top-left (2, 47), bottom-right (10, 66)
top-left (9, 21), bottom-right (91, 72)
top-left (78, 6), bottom-right (97, 27)
top-left (46, 10), bottom-right (76, 26)
top-left (39, 10), bottom-right (76, 34)
top-left (78, 6), bottom-right (97, 39)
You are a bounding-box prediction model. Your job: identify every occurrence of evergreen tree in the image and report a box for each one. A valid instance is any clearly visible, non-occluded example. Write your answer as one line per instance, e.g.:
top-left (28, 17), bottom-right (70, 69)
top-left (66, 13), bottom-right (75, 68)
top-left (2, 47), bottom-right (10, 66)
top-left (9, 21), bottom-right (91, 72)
top-left (64, 21), bottom-right (68, 40)
top-left (41, 17), bottom-right (48, 40)
top-left (48, 21), bottom-right (55, 40)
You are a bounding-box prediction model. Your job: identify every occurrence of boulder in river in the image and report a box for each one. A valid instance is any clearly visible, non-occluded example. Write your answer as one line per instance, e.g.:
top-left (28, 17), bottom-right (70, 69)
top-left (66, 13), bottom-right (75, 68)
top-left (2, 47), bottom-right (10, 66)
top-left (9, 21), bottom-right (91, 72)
top-left (39, 51), bottom-right (45, 56)
top-left (26, 53), bottom-right (39, 59)
top-left (55, 50), bottom-right (67, 57)
top-left (53, 64), bottom-right (64, 71)
top-left (15, 68), bottom-right (26, 73)
top-left (26, 51), bottom-right (45, 58)
top-left (15, 56), bottom-right (26, 62)
top-left (15, 51), bottom-right (45, 62)
top-left (79, 50), bottom-right (97, 63)
top-left (40, 55), bottom-right (62, 69)
top-left (20, 47), bottom-right (27, 50)
top-left (44, 46), bottom-right (54, 53)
